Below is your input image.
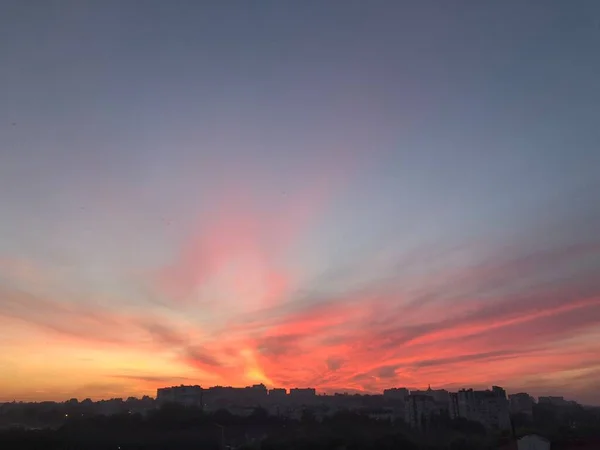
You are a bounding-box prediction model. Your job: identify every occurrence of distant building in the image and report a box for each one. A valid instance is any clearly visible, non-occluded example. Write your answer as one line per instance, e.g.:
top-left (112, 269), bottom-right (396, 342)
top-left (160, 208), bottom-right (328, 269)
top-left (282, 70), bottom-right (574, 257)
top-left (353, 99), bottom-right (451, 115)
top-left (538, 396), bottom-right (568, 406)
top-left (289, 388), bottom-right (316, 404)
top-left (411, 386), bottom-right (450, 413)
top-left (383, 387), bottom-right (409, 401)
top-left (509, 393), bottom-right (535, 416)
top-left (156, 385), bottom-right (202, 406)
top-left (268, 388), bottom-right (288, 402)
top-left (405, 394), bottom-right (435, 430)
top-left (202, 384), bottom-right (268, 409)
top-left (449, 392), bottom-right (459, 419)
top-left (246, 383), bottom-right (268, 402)
top-left (451, 386), bottom-right (510, 430)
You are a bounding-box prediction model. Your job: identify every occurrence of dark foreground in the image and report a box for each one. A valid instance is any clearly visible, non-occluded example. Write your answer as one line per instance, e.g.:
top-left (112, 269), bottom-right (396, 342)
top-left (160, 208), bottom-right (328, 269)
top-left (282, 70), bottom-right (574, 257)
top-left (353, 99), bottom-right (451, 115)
top-left (1, 403), bottom-right (599, 450)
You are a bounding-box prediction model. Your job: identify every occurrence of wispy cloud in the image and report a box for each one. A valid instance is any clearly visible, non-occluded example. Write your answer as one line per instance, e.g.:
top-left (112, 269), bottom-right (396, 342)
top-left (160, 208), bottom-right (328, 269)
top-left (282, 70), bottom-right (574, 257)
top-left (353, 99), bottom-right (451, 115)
top-left (1, 190), bottom-right (600, 404)
top-left (0, 285), bottom-right (134, 346)
top-left (111, 374), bottom-right (191, 384)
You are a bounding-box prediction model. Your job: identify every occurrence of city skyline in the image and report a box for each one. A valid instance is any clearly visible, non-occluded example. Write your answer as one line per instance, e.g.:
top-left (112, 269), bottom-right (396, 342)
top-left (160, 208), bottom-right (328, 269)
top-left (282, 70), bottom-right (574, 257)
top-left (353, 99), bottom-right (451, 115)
top-left (1, 2), bottom-right (600, 405)
top-left (0, 381), bottom-right (562, 406)
top-left (0, 379), bottom-right (593, 407)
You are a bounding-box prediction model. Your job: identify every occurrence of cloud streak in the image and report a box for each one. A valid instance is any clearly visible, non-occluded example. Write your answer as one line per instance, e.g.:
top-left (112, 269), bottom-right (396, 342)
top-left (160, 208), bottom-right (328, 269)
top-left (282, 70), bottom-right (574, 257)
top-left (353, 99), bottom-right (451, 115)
top-left (1, 185), bottom-right (600, 404)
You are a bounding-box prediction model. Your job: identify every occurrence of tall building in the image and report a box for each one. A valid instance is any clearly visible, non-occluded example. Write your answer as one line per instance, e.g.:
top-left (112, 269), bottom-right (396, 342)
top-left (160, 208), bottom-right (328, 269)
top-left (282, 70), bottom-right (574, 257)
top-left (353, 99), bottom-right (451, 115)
top-left (509, 393), bottom-right (535, 416)
top-left (383, 387), bottom-right (409, 401)
top-left (405, 394), bottom-right (436, 430)
top-left (289, 388), bottom-right (316, 404)
top-left (156, 384), bottom-right (270, 410)
top-left (203, 384), bottom-right (268, 409)
top-left (268, 388), bottom-right (288, 402)
top-left (411, 386), bottom-right (450, 413)
top-left (449, 392), bottom-right (459, 419)
top-left (156, 385), bottom-right (203, 406)
top-left (453, 387), bottom-right (510, 430)
top-left (538, 396), bottom-right (568, 406)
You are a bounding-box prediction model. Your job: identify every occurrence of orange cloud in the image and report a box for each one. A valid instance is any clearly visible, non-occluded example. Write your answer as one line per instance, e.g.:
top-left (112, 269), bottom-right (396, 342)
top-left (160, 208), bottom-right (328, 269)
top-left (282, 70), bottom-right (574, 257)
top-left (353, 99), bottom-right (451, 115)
top-left (2, 203), bottom-right (600, 404)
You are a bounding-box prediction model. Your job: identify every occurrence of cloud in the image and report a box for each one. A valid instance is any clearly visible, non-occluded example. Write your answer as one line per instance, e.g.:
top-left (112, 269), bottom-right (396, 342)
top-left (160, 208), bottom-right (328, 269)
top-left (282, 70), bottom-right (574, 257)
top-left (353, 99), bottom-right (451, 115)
top-left (143, 322), bottom-right (187, 347)
top-left (184, 346), bottom-right (222, 368)
top-left (326, 357), bottom-right (345, 371)
top-left (376, 365), bottom-right (398, 379)
top-left (411, 349), bottom-right (531, 369)
top-left (140, 321), bottom-right (224, 370)
top-left (111, 374), bottom-right (191, 384)
top-left (2, 191), bottom-right (600, 404)
top-left (152, 161), bottom-right (355, 311)
top-left (220, 235), bottom-right (600, 397)
top-left (71, 383), bottom-right (131, 399)
top-left (0, 285), bottom-right (134, 346)
top-left (256, 334), bottom-right (303, 357)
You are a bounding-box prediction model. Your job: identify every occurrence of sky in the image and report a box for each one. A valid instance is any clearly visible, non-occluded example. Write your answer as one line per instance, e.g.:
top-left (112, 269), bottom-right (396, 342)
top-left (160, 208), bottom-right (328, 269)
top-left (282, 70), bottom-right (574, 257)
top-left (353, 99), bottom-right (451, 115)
top-left (1, 0), bottom-right (599, 404)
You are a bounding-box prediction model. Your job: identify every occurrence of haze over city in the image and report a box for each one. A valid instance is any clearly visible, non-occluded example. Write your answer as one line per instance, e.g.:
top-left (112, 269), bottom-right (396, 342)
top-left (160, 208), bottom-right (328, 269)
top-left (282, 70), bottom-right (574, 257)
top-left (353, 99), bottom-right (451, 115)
top-left (1, 0), bottom-right (599, 407)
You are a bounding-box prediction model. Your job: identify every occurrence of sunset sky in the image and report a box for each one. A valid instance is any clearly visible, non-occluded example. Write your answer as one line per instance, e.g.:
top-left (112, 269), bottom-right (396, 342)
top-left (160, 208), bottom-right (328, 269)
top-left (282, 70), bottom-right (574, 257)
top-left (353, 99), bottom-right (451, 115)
top-left (1, 1), bottom-right (600, 404)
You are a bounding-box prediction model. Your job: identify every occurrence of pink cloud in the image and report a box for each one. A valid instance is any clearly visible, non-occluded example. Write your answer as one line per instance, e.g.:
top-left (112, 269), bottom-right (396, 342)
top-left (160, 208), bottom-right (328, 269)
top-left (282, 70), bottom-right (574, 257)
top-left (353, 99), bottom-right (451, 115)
top-left (3, 210), bottom-right (600, 404)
